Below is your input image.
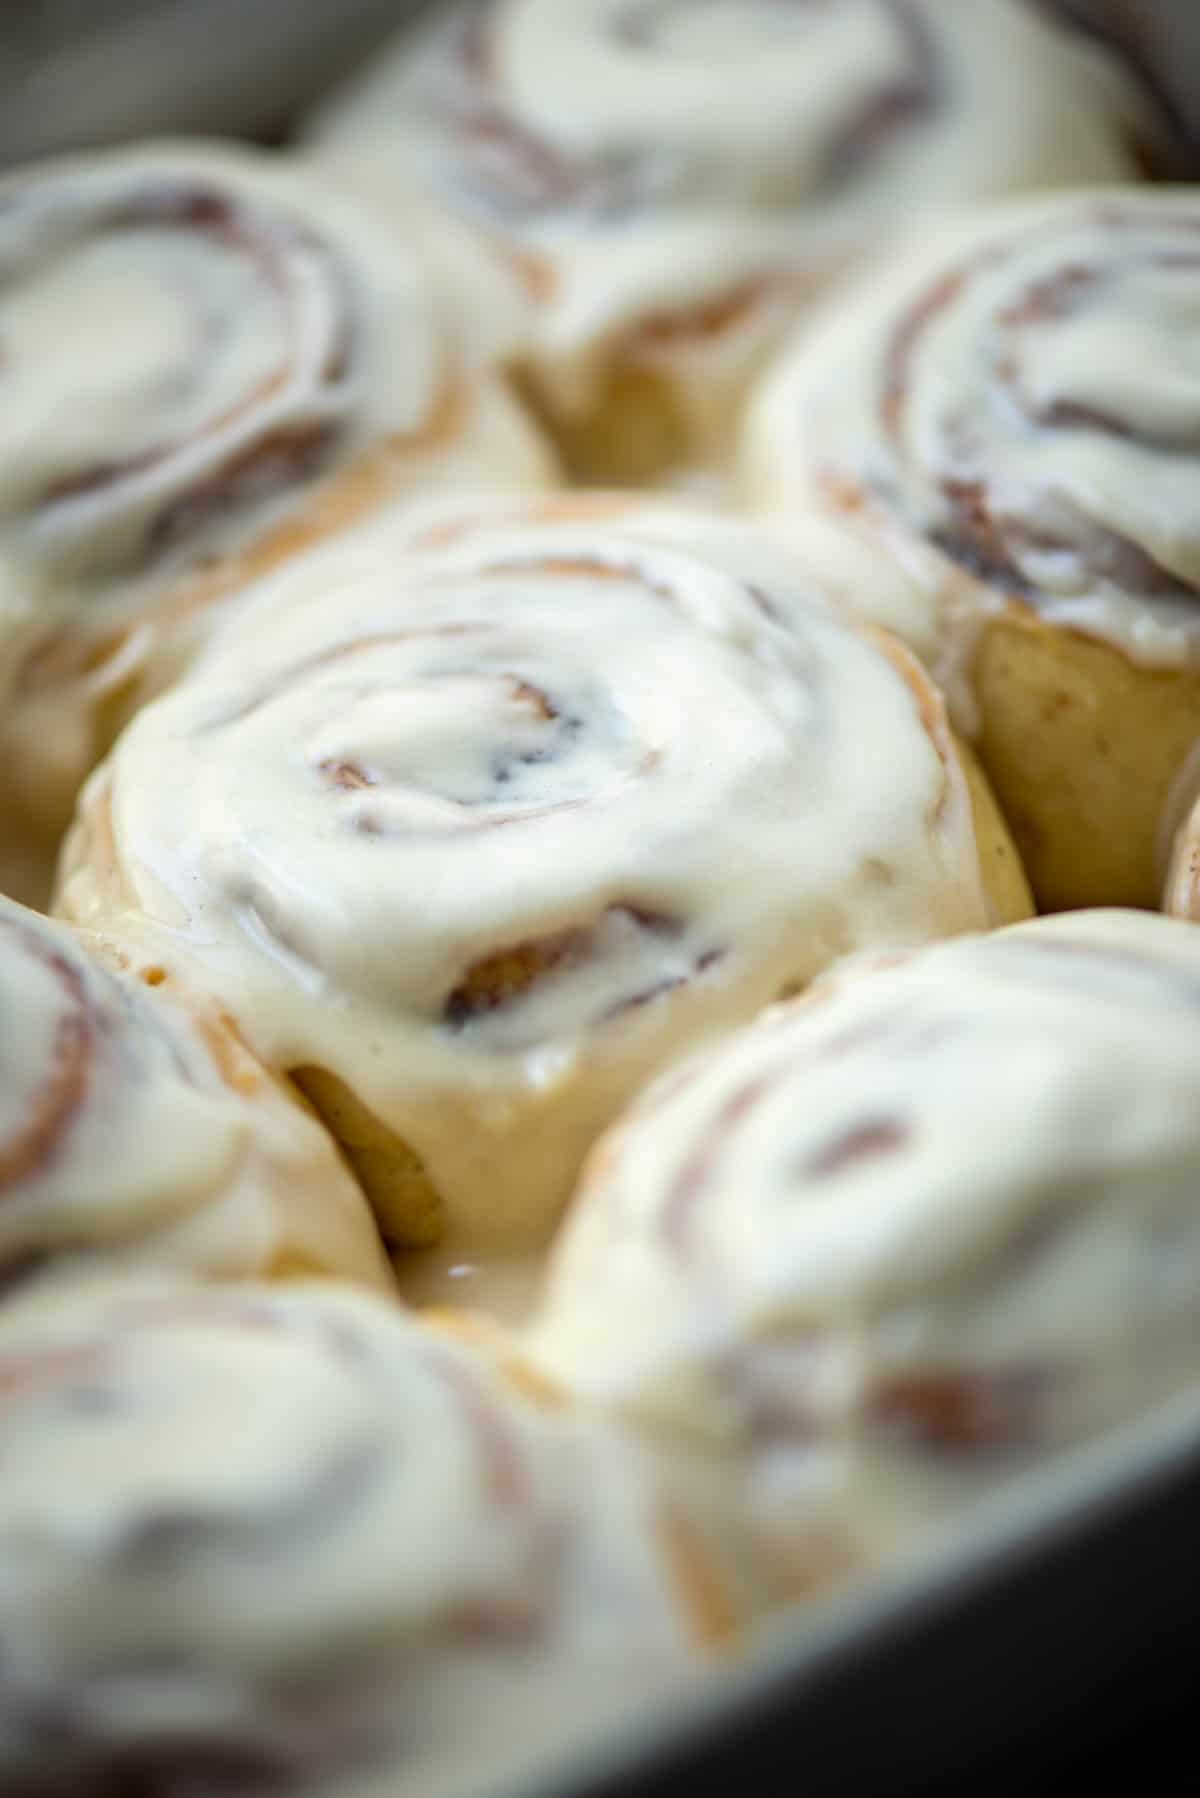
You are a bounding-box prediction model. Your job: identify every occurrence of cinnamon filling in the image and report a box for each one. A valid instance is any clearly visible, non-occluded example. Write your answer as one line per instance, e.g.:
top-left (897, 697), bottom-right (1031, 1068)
top-left (443, 905), bottom-right (692, 1033)
top-left (803, 1115), bottom-right (909, 1178)
top-left (0, 927), bottom-right (93, 1192)
top-left (868, 1367), bottom-right (1046, 1453)
top-left (437, 0), bottom-right (941, 223)
top-left (8, 176), bottom-right (356, 571)
top-left (877, 212), bottom-right (1200, 605)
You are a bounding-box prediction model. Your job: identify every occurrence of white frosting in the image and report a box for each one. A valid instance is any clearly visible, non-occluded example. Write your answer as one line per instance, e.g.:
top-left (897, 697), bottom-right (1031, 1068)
top-left (308, 0), bottom-right (1146, 415)
top-left (0, 1270), bottom-right (696, 1795)
top-left (742, 185), bottom-right (1200, 677)
top-left (529, 908), bottom-right (1200, 1538)
top-left (58, 494), bottom-right (1006, 1295)
top-left (0, 895), bottom-right (390, 1290)
top-left (0, 138), bottom-right (554, 905)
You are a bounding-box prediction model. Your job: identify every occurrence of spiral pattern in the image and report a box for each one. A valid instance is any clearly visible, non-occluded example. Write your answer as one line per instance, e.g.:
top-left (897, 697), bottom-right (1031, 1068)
top-left (746, 188), bottom-right (1200, 666)
top-left (0, 142), bottom-right (550, 588)
top-left (530, 908), bottom-right (1200, 1495)
top-left (743, 187), bottom-right (1200, 911)
top-left (0, 1271), bottom-right (694, 1794)
top-left (0, 176), bottom-right (355, 577)
top-left (59, 495), bottom-right (1013, 1291)
top-left (0, 140), bottom-right (552, 908)
top-left (0, 895), bottom-right (390, 1290)
top-left (309, 0), bottom-right (1146, 436)
top-left (393, 0), bottom-right (944, 222)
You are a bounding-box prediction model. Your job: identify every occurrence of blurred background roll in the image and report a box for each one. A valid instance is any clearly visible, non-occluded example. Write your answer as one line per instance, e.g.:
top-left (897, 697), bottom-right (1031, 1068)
top-left (2, 3), bottom-right (1198, 171)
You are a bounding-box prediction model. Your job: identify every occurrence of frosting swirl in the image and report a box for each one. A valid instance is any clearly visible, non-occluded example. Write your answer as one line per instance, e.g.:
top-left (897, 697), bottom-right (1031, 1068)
top-left (530, 908), bottom-right (1200, 1542)
top-left (0, 895), bottom-right (391, 1291)
top-left (0, 1271), bottom-right (696, 1795)
top-left (308, 0), bottom-right (1147, 425)
top-left (744, 188), bottom-right (1200, 670)
top-left (58, 495), bottom-right (1018, 1296)
top-left (0, 139), bottom-right (553, 905)
top-left (1, 177), bottom-right (353, 581)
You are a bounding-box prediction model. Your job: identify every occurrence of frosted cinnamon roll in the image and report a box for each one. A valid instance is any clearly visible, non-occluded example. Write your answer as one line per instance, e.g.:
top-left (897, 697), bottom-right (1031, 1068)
top-left (57, 495), bottom-right (1029, 1308)
top-left (0, 139), bottom-right (554, 908)
top-left (0, 894), bottom-right (390, 1293)
top-left (305, 0), bottom-right (1152, 486)
top-left (744, 186), bottom-right (1200, 911)
top-left (0, 1269), bottom-right (705, 1798)
top-left (529, 908), bottom-right (1200, 1564)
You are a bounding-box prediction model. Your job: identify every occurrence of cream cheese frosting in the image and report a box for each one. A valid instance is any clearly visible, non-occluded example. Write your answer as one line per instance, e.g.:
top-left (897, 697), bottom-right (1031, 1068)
top-left (57, 493), bottom-right (1020, 1302)
top-left (742, 185), bottom-right (1200, 682)
top-left (0, 894), bottom-right (391, 1292)
top-left (307, 0), bottom-right (1149, 426)
top-left (529, 908), bottom-right (1200, 1544)
top-left (0, 1269), bottom-right (699, 1797)
top-left (0, 137), bottom-right (554, 906)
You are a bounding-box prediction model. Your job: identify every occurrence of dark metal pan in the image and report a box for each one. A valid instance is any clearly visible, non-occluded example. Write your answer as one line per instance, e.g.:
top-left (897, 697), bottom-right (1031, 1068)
top-left (513, 1389), bottom-right (1200, 1798)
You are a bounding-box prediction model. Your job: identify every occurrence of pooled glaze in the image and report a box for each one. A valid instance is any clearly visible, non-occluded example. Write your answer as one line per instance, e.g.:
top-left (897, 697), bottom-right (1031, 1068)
top-left (743, 186), bottom-right (1200, 681)
top-left (0, 138), bottom-right (554, 906)
top-left (529, 908), bottom-right (1200, 1540)
top-left (307, 0), bottom-right (1147, 424)
top-left (0, 894), bottom-right (391, 1291)
top-left (58, 494), bottom-right (1015, 1296)
top-left (0, 1269), bottom-right (699, 1797)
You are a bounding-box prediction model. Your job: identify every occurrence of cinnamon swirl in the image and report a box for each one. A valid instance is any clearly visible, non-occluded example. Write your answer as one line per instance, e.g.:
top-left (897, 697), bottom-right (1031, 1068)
top-left (0, 138), bottom-right (555, 907)
top-left (305, 0), bottom-right (1153, 485)
top-left (743, 186), bottom-right (1200, 911)
top-left (0, 1269), bottom-right (705, 1798)
top-left (529, 907), bottom-right (1200, 1564)
top-left (57, 495), bottom-right (1029, 1308)
top-left (0, 894), bottom-right (391, 1292)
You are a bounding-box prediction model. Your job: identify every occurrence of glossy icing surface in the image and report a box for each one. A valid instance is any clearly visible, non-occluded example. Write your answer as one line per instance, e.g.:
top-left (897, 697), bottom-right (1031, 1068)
top-left (744, 186), bottom-right (1200, 676)
top-left (59, 494), bottom-right (1006, 1282)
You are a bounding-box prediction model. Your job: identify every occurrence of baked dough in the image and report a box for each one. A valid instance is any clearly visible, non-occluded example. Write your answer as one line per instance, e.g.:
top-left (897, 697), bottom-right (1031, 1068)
top-left (743, 187), bottom-right (1200, 909)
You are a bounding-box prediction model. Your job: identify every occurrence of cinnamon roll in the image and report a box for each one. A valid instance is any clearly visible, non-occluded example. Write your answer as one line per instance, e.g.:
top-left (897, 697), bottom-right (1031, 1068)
top-left (529, 907), bottom-right (1200, 1565)
top-left (57, 495), bottom-right (1030, 1308)
top-left (0, 139), bottom-right (555, 908)
top-left (0, 893), bottom-right (391, 1292)
top-left (0, 1269), bottom-right (705, 1798)
top-left (305, 0), bottom-right (1153, 486)
top-left (744, 186), bottom-right (1200, 911)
